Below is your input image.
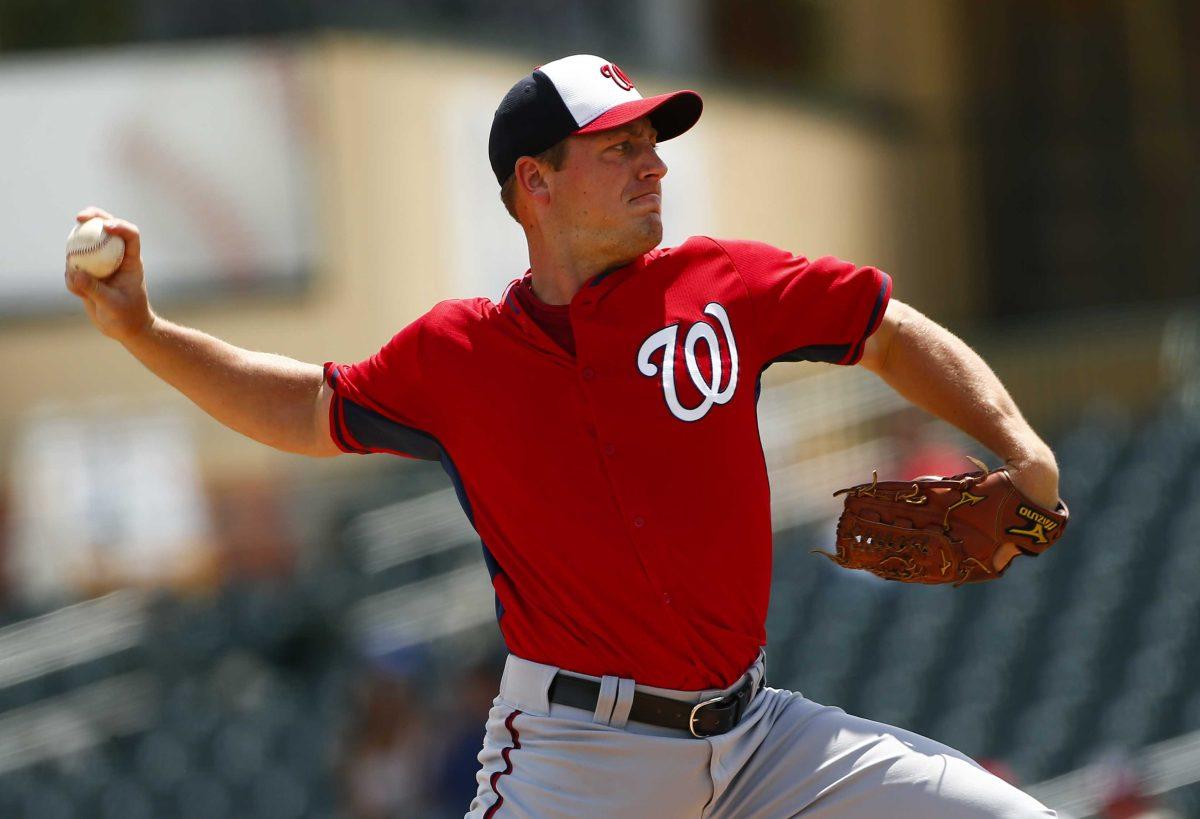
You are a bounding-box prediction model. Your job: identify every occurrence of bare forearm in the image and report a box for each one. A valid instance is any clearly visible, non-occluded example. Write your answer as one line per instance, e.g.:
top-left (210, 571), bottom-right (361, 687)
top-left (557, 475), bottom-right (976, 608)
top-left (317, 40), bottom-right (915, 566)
top-left (872, 307), bottom-right (1052, 467)
top-left (858, 300), bottom-right (1060, 509)
top-left (121, 316), bottom-right (326, 455)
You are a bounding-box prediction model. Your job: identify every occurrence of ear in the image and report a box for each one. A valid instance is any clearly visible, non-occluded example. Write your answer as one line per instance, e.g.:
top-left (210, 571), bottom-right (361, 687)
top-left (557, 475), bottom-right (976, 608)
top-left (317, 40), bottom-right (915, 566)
top-left (515, 155), bottom-right (552, 207)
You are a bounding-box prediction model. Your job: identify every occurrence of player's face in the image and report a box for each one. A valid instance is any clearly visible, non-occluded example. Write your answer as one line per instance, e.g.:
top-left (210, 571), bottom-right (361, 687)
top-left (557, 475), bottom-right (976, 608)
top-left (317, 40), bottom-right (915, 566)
top-left (551, 118), bottom-right (667, 262)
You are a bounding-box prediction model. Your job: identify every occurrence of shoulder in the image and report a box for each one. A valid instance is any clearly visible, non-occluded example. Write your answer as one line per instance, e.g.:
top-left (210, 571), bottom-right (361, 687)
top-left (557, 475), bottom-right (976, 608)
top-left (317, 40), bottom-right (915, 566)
top-left (658, 236), bottom-right (809, 274)
top-left (697, 236), bottom-right (806, 267)
top-left (650, 235), bottom-right (738, 262)
top-left (426, 296), bottom-right (493, 321)
top-left (635, 238), bottom-right (800, 300)
top-left (421, 296), bottom-right (498, 333)
top-left (413, 295), bottom-right (515, 356)
top-left (641, 236), bottom-right (766, 275)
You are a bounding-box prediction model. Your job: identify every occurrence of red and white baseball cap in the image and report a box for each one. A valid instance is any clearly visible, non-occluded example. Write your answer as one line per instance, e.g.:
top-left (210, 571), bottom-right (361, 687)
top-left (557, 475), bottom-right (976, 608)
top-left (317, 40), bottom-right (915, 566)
top-left (488, 54), bottom-right (703, 185)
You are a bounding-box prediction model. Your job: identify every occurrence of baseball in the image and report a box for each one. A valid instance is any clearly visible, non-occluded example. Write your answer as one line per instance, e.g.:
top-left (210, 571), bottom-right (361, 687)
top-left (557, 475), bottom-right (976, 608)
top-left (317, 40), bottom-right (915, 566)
top-left (65, 217), bottom-right (125, 279)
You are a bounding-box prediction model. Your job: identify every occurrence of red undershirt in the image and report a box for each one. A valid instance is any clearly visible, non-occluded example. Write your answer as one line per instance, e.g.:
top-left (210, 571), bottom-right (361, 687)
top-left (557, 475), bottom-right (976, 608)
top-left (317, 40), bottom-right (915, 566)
top-left (512, 276), bottom-right (576, 356)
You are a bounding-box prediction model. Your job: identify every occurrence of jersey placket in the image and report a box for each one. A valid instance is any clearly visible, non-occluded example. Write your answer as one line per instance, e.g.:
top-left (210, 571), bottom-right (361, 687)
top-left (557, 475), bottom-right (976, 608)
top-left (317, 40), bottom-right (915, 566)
top-left (569, 283), bottom-right (701, 673)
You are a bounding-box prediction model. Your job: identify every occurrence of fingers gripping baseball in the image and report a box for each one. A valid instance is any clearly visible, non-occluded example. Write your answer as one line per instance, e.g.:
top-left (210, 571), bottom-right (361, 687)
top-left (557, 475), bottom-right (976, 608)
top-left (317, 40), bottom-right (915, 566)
top-left (64, 207), bottom-right (154, 342)
top-left (75, 207), bottom-right (143, 264)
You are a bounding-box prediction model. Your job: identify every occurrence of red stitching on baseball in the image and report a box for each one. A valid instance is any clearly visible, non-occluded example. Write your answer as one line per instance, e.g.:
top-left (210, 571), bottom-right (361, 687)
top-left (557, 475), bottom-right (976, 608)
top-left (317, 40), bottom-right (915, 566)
top-left (67, 228), bottom-right (124, 270)
top-left (66, 232), bottom-right (111, 256)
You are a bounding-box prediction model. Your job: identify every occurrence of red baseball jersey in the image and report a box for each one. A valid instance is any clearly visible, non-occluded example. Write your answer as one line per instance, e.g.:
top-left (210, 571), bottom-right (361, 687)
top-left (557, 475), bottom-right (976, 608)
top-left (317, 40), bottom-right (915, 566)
top-left (324, 236), bottom-right (891, 689)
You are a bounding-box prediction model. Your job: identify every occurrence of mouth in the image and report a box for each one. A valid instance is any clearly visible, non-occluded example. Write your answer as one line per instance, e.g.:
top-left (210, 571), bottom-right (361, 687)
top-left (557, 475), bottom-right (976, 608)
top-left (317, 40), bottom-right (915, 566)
top-left (629, 192), bottom-right (661, 208)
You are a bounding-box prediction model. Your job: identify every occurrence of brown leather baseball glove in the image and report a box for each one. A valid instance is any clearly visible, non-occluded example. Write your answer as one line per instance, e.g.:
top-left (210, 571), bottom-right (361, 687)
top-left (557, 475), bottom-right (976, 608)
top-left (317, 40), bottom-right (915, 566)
top-left (815, 457), bottom-right (1069, 585)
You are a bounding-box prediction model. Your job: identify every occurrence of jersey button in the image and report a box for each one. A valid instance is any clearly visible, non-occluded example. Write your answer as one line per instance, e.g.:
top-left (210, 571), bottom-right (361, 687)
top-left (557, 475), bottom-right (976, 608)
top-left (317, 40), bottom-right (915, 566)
top-left (662, 592), bottom-right (672, 605)
top-left (633, 516), bottom-right (645, 528)
top-left (582, 367), bottom-right (596, 381)
top-left (603, 443), bottom-right (616, 456)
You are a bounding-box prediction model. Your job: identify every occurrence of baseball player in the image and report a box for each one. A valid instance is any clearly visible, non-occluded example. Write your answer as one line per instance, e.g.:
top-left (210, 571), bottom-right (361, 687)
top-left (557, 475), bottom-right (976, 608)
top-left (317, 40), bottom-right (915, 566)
top-left (66, 54), bottom-right (1062, 817)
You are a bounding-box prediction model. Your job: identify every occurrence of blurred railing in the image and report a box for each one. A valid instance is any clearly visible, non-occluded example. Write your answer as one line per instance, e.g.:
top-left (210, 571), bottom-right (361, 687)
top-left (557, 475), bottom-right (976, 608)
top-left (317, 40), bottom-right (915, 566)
top-left (1029, 730), bottom-right (1200, 818)
top-left (0, 592), bottom-right (146, 689)
top-left (0, 674), bottom-right (156, 775)
top-left (0, 592), bottom-right (153, 774)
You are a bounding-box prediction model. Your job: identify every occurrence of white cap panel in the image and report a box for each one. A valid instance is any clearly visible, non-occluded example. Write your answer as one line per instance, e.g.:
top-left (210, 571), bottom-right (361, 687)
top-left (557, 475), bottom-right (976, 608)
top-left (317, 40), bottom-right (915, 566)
top-left (538, 54), bottom-right (643, 127)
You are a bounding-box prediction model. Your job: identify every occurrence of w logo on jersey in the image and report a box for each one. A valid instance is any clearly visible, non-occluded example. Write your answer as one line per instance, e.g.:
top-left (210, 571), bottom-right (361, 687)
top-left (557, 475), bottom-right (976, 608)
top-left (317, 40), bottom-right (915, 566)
top-left (637, 302), bottom-right (739, 422)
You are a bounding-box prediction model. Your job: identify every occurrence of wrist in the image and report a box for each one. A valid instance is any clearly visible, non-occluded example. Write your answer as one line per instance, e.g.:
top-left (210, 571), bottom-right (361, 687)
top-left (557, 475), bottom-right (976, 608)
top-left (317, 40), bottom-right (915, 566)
top-left (1004, 441), bottom-right (1055, 471)
top-left (1004, 445), bottom-right (1061, 510)
top-left (119, 310), bottom-right (159, 347)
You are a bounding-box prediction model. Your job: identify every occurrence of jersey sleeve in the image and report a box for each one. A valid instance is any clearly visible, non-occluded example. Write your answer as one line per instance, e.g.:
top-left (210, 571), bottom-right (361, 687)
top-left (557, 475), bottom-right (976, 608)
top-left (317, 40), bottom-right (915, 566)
top-left (323, 311), bottom-right (444, 460)
top-left (716, 238), bottom-right (892, 367)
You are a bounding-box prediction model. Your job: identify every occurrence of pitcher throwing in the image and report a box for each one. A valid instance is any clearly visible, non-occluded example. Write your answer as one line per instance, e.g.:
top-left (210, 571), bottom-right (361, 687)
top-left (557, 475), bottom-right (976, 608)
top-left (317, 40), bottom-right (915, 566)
top-left (66, 54), bottom-right (1062, 817)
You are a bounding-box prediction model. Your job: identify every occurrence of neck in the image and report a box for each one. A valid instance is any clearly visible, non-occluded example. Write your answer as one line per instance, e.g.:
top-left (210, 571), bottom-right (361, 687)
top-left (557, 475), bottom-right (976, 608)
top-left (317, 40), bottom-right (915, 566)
top-left (524, 226), bottom-right (637, 305)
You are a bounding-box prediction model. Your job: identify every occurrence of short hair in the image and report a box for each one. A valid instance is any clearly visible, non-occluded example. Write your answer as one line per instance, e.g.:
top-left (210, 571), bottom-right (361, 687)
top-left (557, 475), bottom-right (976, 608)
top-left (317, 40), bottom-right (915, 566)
top-left (499, 139), bottom-right (570, 223)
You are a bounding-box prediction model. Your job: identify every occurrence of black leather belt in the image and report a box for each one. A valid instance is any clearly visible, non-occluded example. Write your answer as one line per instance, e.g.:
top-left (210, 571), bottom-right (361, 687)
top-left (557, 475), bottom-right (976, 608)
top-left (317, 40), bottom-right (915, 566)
top-left (547, 672), bottom-right (757, 738)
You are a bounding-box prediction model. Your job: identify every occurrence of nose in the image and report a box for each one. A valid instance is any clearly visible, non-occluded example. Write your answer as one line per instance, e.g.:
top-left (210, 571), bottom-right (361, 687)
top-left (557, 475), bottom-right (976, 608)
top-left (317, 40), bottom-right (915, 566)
top-left (639, 144), bottom-right (668, 180)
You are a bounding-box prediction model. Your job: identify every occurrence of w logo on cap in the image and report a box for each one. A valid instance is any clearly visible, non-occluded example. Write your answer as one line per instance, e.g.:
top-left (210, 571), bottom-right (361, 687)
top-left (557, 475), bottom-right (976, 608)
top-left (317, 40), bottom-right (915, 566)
top-left (600, 63), bottom-right (635, 92)
top-left (489, 54), bottom-right (701, 185)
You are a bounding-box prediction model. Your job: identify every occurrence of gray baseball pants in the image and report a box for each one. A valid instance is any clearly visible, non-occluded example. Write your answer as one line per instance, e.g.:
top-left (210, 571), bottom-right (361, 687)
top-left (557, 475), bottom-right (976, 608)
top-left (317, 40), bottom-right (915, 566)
top-left (467, 652), bottom-right (1055, 818)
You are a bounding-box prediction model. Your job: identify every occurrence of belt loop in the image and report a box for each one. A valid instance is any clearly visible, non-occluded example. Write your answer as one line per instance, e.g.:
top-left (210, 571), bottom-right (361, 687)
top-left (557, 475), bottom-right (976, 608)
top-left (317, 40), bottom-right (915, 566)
top-left (750, 649), bottom-right (766, 696)
top-left (499, 654), bottom-right (556, 716)
top-left (593, 675), bottom-right (618, 725)
top-left (609, 678), bottom-right (636, 729)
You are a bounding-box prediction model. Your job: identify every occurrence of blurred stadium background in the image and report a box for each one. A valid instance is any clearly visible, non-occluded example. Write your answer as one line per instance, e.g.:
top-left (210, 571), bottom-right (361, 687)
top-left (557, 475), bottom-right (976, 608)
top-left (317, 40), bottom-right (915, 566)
top-left (1, 1), bottom-right (1198, 817)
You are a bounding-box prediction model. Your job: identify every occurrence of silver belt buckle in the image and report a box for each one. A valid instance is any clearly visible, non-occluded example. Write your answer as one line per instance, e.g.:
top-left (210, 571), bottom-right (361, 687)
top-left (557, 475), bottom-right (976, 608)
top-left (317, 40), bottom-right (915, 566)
top-left (688, 695), bottom-right (726, 738)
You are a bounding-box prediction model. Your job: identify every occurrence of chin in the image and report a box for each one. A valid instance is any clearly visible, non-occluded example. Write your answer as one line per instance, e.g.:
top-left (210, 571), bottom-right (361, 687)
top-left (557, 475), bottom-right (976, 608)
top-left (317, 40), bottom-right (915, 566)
top-left (635, 215), bottom-right (663, 250)
top-left (618, 230), bottom-right (660, 262)
top-left (597, 218), bottom-right (663, 267)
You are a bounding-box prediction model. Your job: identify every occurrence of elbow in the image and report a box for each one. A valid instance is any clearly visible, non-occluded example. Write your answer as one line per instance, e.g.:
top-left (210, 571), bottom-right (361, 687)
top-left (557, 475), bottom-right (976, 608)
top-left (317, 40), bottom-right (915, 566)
top-left (859, 299), bottom-right (916, 374)
top-left (296, 428), bottom-right (344, 458)
top-left (256, 432), bottom-right (341, 458)
top-left (304, 380), bottom-right (343, 457)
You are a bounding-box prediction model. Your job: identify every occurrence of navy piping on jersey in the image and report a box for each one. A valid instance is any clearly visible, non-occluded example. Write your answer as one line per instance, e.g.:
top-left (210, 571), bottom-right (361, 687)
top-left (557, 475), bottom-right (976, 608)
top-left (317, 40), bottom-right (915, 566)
top-left (765, 272), bottom-right (893, 368)
top-left (341, 400), bottom-right (443, 460)
top-left (755, 272), bottom-right (892, 402)
top-left (330, 389), bottom-right (360, 453)
top-left (503, 287), bottom-right (523, 315)
top-left (768, 343), bottom-right (851, 366)
top-left (848, 274), bottom-right (891, 364)
top-left (339, 395), bottom-right (508, 622)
